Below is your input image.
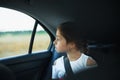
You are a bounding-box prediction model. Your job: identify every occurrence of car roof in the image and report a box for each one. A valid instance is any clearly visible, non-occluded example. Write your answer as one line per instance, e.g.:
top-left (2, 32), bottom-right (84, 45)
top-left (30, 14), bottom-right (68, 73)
top-left (0, 0), bottom-right (119, 44)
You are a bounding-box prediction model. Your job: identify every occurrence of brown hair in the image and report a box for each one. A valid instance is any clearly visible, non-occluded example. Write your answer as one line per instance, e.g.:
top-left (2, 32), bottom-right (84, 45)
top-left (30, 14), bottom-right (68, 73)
top-left (57, 21), bottom-right (88, 53)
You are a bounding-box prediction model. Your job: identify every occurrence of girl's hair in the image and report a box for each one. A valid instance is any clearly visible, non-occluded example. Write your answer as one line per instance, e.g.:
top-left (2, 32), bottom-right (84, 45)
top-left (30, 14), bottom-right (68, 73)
top-left (57, 21), bottom-right (88, 53)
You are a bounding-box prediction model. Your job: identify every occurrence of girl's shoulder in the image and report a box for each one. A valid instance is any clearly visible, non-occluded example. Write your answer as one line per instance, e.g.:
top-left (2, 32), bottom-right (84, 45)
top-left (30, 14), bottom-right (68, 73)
top-left (53, 56), bottom-right (64, 65)
top-left (81, 53), bottom-right (97, 67)
top-left (86, 57), bottom-right (97, 66)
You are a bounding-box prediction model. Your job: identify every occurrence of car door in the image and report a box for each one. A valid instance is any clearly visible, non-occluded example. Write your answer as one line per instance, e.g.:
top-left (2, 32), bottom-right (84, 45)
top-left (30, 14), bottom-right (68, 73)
top-left (0, 7), bottom-right (54, 80)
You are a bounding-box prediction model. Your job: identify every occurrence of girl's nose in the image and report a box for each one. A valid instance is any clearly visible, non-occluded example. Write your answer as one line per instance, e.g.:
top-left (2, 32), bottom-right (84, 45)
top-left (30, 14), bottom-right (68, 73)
top-left (53, 39), bottom-right (56, 45)
top-left (53, 40), bottom-right (55, 45)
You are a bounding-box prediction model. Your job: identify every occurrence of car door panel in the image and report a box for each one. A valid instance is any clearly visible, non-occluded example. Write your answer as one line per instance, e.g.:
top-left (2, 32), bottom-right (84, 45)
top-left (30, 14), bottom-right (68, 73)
top-left (0, 51), bottom-right (52, 80)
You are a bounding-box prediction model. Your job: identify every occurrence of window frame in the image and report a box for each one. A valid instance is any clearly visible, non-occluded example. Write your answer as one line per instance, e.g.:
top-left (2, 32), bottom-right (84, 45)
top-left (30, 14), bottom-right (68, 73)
top-left (29, 19), bottom-right (54, 54)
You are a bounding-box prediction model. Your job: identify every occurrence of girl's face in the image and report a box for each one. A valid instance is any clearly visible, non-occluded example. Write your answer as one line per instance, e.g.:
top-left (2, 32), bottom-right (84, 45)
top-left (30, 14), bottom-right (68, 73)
top-left (53, 29), bottom-right (68, 53)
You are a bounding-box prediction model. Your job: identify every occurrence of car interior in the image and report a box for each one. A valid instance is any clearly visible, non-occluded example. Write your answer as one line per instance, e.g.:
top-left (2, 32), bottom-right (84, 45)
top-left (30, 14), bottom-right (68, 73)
top-left (0, 0), bottom-right (119, 80)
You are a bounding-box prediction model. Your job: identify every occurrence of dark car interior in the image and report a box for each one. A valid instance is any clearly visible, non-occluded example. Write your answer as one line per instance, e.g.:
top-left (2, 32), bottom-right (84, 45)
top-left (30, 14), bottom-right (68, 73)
top-left (0, 0), bottom-right (120, 80)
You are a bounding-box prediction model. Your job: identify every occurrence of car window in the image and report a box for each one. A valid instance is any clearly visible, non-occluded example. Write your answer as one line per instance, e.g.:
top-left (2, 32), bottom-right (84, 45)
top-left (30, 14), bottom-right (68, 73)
top-left (0, 7), bottom-right (51, 58)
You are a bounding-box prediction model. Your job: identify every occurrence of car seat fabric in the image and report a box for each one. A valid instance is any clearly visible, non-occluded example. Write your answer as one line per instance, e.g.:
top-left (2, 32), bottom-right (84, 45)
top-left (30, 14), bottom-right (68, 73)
top-left (74, 44), bottom-right (120, 80)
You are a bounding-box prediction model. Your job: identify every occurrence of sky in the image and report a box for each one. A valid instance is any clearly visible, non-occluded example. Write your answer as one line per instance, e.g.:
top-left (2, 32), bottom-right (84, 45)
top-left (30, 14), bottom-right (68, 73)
top-left (0, 7), bottom-right (43, 32)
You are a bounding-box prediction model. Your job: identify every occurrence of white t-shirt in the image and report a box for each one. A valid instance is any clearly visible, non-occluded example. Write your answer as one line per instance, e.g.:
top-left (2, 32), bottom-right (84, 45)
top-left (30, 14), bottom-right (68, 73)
top-left (52, 53), bottom-right (93, 79)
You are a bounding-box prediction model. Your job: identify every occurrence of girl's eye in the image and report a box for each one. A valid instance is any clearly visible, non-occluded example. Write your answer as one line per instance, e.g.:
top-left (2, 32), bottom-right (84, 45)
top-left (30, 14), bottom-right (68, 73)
top-left (56, 37), bottom-right (60, 41)
top-left (56, 38), bottom-right (59, 40)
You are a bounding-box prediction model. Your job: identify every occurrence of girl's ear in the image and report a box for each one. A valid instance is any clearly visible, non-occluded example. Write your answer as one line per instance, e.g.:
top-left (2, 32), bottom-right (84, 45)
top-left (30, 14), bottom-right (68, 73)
top-left (68, 42), bottom-right (76, 49)
top-left (67, 42), bottom-right (76, 52)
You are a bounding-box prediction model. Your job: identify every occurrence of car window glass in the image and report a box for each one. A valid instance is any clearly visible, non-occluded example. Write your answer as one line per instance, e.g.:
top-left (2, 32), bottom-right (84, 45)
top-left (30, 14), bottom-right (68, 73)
top-left (0, 7), bottom-right (51, 58)
top-left (0, 7), bottom-right (35, 58)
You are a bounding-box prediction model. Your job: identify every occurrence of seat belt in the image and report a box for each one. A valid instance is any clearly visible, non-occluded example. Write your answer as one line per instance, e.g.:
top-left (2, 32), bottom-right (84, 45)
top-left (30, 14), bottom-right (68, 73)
top-left (63, 56), bottom-right (78, 80)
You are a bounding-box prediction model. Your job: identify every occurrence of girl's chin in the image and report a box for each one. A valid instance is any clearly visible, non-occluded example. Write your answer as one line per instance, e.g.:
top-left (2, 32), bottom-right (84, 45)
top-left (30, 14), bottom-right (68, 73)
top-left (55, 48), bottom-right (61, 53)
top-left (55, 48), bottom-right (66, 53)
top-left (55, 49), bottom-right (65, 53)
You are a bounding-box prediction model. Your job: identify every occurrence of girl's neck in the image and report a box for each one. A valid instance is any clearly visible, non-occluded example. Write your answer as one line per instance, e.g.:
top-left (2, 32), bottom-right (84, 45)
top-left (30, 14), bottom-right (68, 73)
top-left (67, 50), bottom-right (82, 61)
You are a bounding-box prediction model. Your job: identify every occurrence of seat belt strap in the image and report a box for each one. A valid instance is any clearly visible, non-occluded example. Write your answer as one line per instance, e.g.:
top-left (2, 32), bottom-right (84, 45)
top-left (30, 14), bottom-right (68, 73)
top-left (63, 56), bottom-right (77, 80)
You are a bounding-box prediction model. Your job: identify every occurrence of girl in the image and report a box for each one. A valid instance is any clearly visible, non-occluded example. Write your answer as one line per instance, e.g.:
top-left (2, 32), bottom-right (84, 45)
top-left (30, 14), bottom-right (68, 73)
top-left (52, 21), bottom-right (97, 79)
